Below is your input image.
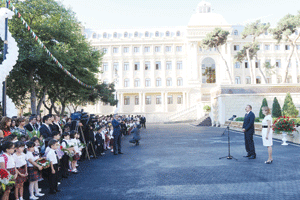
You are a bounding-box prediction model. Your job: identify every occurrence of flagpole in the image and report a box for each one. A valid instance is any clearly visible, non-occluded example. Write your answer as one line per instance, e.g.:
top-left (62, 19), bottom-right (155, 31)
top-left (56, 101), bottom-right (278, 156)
top-left (2, 0), bottom-right (9, 116)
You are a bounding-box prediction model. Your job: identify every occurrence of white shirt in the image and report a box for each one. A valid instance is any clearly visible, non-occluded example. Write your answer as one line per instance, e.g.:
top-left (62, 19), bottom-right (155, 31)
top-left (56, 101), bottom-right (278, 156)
top-left (13, 153), bottom-right (27, 168)
top-left (45, 146), bottom-right (51, 156)
top-left (26, 151), bottom-right (39, 167)
top-left (71, 138), bottom-right (80, 153)
top-left (0, 153), bottom-right (15, 169)
top-left (47, 149), bottom-right (58, 165)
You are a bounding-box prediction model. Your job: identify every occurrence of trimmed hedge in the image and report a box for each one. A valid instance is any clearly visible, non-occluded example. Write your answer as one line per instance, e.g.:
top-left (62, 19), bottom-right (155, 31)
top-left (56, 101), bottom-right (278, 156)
top-left (235, 117), bottom-right (260, 122)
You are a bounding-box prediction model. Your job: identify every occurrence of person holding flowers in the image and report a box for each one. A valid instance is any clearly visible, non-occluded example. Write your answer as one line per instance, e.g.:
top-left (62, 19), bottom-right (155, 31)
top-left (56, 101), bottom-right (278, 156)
top-left (0, 141), bottom-right (17, 200)
top-left (26, 141), bottom-right (44, 200)
top-left (46, 139), bottom-right (60, 194)
top-left (60, 132), bottom-right (75, 178)
top-left (261, 107), bottom-right (273, 164)
top-left (13, 141), bottom-right (28, 200)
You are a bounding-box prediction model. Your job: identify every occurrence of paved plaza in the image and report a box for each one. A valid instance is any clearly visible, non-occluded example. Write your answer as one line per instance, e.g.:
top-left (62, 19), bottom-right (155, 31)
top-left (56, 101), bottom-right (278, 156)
top-left (42, 123), bottom-right (300, 200)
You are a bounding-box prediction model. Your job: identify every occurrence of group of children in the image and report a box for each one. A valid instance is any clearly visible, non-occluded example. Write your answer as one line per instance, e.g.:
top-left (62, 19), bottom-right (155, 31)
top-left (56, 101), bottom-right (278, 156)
top-left (0, 130), bottom-right (83, 200)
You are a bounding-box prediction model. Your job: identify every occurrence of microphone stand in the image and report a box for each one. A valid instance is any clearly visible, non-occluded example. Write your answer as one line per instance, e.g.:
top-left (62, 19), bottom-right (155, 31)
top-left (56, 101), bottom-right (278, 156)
top-left (219, 120), bottom-right (237, 160)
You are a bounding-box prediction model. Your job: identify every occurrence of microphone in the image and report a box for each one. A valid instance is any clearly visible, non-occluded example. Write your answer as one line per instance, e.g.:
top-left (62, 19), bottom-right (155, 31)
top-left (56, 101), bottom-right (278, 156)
top-left (228, 115), bottom-right (237, 121)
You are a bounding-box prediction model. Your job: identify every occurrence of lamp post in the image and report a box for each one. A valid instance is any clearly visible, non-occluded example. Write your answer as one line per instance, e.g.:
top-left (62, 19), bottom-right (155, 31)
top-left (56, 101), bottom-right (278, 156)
top-left (2, 0), bottom-right (9, 116)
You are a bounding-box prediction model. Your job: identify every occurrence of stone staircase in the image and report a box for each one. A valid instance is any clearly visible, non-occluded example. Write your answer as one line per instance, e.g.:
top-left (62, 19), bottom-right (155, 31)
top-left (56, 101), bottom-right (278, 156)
top-left (167, 104), bottom-right (198, 122)
top-left (190, 114), bottom-right (212, 126)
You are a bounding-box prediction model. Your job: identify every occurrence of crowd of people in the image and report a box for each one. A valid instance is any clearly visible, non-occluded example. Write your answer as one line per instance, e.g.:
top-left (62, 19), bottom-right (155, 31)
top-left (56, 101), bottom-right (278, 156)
top-left (0, 113), bottom-right (146, 200)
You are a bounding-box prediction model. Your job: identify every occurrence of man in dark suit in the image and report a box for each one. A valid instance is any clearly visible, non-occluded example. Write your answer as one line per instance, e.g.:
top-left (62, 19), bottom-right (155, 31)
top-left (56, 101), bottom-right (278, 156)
top-left (242, 105), bottom-right (256, 159)
top-left (140, 116), bottom-right (146, 129)
top-left (24, 115), bottom-right (37, 132)
top-left (112, 115), bottom-right (123, 155)
top-left (40, 115), bottom-right (53, 139)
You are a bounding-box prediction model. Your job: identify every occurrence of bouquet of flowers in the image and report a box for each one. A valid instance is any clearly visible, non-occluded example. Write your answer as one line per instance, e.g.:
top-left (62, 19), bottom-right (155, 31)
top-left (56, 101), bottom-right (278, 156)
top-left (273, 116), bottom-right (297, 134)
top-left (36, 157), bottom-right (51, 169)
top-left (0, 169), bottom-right (15, 193)
top-left (78, 142), bottom-right (86, 149)
top-left (60, 146), bottom-right (75, 162)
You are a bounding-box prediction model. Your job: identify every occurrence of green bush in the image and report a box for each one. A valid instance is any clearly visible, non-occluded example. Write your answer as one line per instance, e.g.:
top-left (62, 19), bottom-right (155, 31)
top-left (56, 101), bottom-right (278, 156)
top-left (203, 105), bottom-right (211, 112)
top-left (282, 92), bottom-right (299, 117)
top-left (291, 118), bottom-right (300, 126)
top-left (23, 112), bottom-right (31, 117)
top-left (235, 117), bottom-right (261, 122)
top-left (259, 98), bottom-right (268, 118)
top-left (272, 97), bottom-right (282, 118)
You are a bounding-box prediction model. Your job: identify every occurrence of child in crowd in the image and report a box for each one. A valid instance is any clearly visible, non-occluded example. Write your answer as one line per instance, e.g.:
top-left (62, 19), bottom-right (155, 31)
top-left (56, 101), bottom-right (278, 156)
top-left (0, 141), bottom-right (18, 200)
top-left (109, 126), bottom-right (114, 152)
top-left (95, 127), bottom-right (105, 156)
top-left (47, 139), bottom-right (60, 194)
top-left (10, 133), bottom-right (18, 143)
top-left (30, 137), bottom-right (43, 183)
top-left (70, 131), bottom-right (81, 173)
top-left (61, 132), bottom-right (74, 178)
top-left (13, 141), bottom-right (28, 200)
top-left (105, 127), bottom-right (111, 150)
top-left (26, 141), bottom-right (44, 200)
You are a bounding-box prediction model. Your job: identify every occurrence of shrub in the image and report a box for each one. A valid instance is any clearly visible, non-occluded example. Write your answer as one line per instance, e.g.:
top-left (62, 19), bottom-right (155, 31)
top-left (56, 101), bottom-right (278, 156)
top-left (282, 92), bottom-right (299, 117)
top-left (259, 98), bottom-right (268, 118)
top-left (235, 117), bottom-right (261, 122)
top-left (203, 105), bottom-right (211, 112)
top-left (23, 112), bottom-right (31, 117)
top-left (272, 97), bottom-right (282, 118)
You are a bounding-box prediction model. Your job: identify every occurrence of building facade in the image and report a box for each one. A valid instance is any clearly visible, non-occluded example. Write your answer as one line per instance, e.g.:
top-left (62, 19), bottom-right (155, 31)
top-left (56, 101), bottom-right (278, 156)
top-left (82, 1), bottom-right (300, 123)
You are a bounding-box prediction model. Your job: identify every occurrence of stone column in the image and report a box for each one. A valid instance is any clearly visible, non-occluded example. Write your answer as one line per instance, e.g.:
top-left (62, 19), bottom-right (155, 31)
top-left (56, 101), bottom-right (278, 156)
top-left (164, 92), bottom-right (168, 112)
top-left (119, 93), bottom-right (124, 113)
top-left (139, 92), bottom-right (142, 112)
top-left (191, 42), bottom-right (198, 80)
top-left (142, 92), bottom-right (145, 112)
top-left (183, 92), bottom-right (186, 109)
top-left (161, 92), bottom-right (165, 112)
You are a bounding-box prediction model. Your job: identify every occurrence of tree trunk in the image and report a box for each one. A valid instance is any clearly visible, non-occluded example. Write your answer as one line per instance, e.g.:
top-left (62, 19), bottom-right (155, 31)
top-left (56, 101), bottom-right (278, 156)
top-left (60, 103), bottom-right (66, 116)
top-left (283, 44), bottom-right (295, 83)
top-left (246, 49), bottom-right (255, 84)
top-left (256, 59), bottom-right (267, 83)
top-left (28, 70), bottom-right (37, 115)
top-left (216, 47), bottom-right (233, 84)
top-left (36, 87), bottom-right (48, 115)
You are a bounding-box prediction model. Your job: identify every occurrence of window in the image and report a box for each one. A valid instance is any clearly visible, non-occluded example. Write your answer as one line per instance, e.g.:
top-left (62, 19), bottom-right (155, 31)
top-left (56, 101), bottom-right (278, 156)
top-left (113, 47), bottom-right (119, 53)
top-left (144, 46), bottom-right (150, 52)
top-left (265, 60), bottom-right (271, 68)
top-left (156, 78), bottom-right (161, 86)
top-left (124, 96), bottom-right (130, 105)
top-left (177, 61), bottom-right (182, 69)
top-left (113, 62), bottom-right (119, 72)
top-left (134, 62), bottom-right (140, 70)
top-left (156, 96), bottom-right (161, 104)
top-left (103, 79), bottom-right (109, 84)
top-left (124, 79), bottom-right (130, 87)
top-left (145, 62), bottom-right (150, 70)
top-left (134, 47), bottom-right (140, 53)
top-left (134, 32), bottom-right (138, 37)
top-left (103, 32), bottom-right (107, 38)
top-left (177, 95), bottom-right (182, 104)
top-left (114, 79), bottom-right (119, 86)
top-left (256, 76), bottom-right (261, 84)
top-left (135, 96), bottom-right (139, 105)
top-left (234, 62), bottom-right (240, 68)
top-left (267, 77), bottom-right (272, 83)
top-left (124, 47), bottom-right (129, 53)
top-left (287, 76), bottom-right (292, 83)
top-left (277, 76), bottom-right (282, 83)
top-left (134, 79), bottom-right (140, 87)
top-left (176, 31), bottom-right (180, 36)
top-left (166, 31), bottom-right (170, 36)
top-left (155, 31), bottom-right (159, 37)
top-left (199, 47), bottom-right (202, 52)
top-left (167, 95), bottom-right (173, 104)
top-left (255, 60), bottom-right (260, 68)
top-left (113, 32), bottom-right (117, 38)
top-left (234, 45), bottom-right (239, 51)
top-left (155, 46), bottom-right (161, 52)
top-left (276, 59), bottom-right (281, 68)
top-left (145, 31), bottom-right (149, 37)
top-left (297, 76), bottom-right (300, 83)
top-left (176, 46), bottom-right (182, 52)
top-left (166, 78), bottom-right (172, 86)
top-left (297, 45), bottom-right (300, 50)
top-left (285, 45), bottom-right (291, 50)
top-left (124, 32), bottom-right (128, 37)
top-left (103, 62), bottom-right (108, 71)
top-left (235, 76), bottom-right (241, 84)
top-left (92, 33), bottom-right (97, 39)
top-left (245, 61), bottom-right (248, 68)
top-left (166, 61), bottom-right (172, 70)
top-left (275, 45), bottom-right (280, 50)
top-left (146, 96), bottom-right (151, 105)
top-left (155, 61), bottom-right (161, 70)
top-left (177, 78), bottom-right (183, 86)
top-left (295, 30), bottom-right (299, 35)
top-left (246, 76), bottom-right (251, 84)
top-left (124, 62), bottom-right (129, 71)
top-left (103, 48), bottom-right (108, 53)
top-left (145, 79), bottom-right (151, 87)
top-left (166, 46), bottom-right (172, 52)
top-left (265, 45), bottom-right (270, 50)
top-left (233, 30), bottom-right (238, 35)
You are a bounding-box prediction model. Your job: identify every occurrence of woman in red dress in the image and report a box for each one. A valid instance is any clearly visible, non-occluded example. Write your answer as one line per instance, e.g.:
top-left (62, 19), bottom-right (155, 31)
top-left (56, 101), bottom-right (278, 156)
top-left (0, 117), bottom-right (12, 138)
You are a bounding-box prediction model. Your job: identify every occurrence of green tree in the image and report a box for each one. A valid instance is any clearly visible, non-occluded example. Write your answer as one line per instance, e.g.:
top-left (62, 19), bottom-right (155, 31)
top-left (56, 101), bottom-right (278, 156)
top-left (235, 20), bottom-right (270, 84)
top-left (272, 97), bottom-right (282, 118)
top-left (259, 98), bottom-right (269, 118)
top-left (201, 28), bottom-right (233, 84)
top-left (202, 67), bottom-right (216, 83)
top-left (282, 92), bottom-right (299, 117)
top-left (269, 13), bottom-right (300, 83)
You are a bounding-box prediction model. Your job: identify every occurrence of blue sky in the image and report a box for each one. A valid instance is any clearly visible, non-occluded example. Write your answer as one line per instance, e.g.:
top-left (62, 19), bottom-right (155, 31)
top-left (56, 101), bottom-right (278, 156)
top-left (59, 0), bottom-right (300, 29)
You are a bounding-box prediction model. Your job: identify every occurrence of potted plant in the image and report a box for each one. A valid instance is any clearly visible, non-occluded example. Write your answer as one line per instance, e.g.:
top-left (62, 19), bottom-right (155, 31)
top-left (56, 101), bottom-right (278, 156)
top-left (273, 116), bottom-right (297, 145)
top-left (203, 105), bottom-right (211, 113)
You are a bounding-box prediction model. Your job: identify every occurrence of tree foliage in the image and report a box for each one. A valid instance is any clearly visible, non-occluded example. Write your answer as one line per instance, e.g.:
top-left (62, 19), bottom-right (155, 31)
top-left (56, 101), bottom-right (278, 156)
top-left (282, 92), bottom-right (299, 117)
top-left (259, 98), bottom-right (268, 118)
top-left (272, 97), bottom-right (282, 118)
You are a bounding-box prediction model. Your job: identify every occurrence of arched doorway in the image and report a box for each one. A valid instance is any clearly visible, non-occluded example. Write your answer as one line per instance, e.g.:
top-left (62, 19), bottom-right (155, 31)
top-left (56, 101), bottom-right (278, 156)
top-left (201, 57), bottom-right (216, 83)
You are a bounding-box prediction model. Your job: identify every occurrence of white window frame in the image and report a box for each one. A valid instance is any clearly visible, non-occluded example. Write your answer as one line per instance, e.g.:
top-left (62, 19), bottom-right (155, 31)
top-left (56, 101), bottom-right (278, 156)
top-left (134, 62), bottom-right (140, 70)
top-left (156, 78), bottom-right (161, 86)
top-left (166, 46), bottom-right (172, 52)
top-left (155, 62), bottom-right (161, 70)
top-left (234, 62), bottom-right (240, 68)
top-left (134, 47), bottom-right (140, 53)
top-left (176, 46), bottom-right (182, 52)
top-left (177, 61), bottom-right (182, 70)
top-left (123, 47), bottom-right (129, 53)
top-left (235, 76), bottom-right (241, 84)
top-left (156, 95), bottom-right (161, 104)
top-left (144, 46), bottom-right (150, 53)
top-left (145, 79), bottom-right (151, 87)
top-left (113, 47), bottom-right (119, 53)
top-left (166, 78), bottom-right (172, 86)
top-left (134, 79), bottom-right (140, 87)
top-left (177, 95), bottom-right (182, 104)
top-left (103, 62), bottom-right (108, 72)
top-left (166, 61), bottom-right (172, 70)
top-left (155, 46), bottom-right (161, 52)
top-left (145, 62), bottom-right (150, 70)
top-left (124, 62), bottom-right (129, 71)
top-left (177, 78), bottom-right (183, 86)
top-left (124, 79), bottom-right (130, 87)
top-left (167, 95), bottom-right (173, 104)
top-left (135, 96), bottom-right (139, 105)
top-left (124, 96), bottom-right (130, 105)
top-left (234, 45), bottom-right (240, 51)
top-left (146, 96), bottom-right (151, 105)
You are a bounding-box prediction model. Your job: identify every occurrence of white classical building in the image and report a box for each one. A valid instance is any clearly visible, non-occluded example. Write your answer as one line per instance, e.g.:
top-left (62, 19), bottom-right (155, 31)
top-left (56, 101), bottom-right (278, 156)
top-left (82, 1), bottom-right (300, 123)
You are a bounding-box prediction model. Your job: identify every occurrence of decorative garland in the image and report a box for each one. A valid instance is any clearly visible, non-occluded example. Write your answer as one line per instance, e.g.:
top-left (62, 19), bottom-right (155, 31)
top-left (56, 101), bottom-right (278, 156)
top-left (3, 0), bottom-right (94, 89)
